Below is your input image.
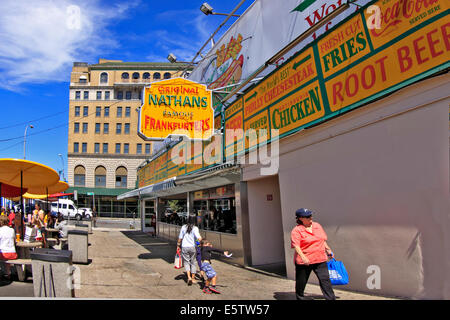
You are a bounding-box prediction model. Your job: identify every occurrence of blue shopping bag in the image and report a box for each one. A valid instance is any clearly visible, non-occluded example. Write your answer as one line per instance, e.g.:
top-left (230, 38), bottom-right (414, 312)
top-left (327, 258), bottom-right (349, 285)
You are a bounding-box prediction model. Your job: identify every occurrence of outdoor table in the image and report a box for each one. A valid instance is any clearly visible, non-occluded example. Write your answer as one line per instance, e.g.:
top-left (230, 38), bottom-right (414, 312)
top-left (16, 241), bottom-right (43, 259)
top-left (44, 228), bottom-right (59, 238)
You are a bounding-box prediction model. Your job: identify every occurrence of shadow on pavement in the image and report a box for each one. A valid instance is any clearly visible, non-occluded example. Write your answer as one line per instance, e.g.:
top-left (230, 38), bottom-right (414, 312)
top-left (274, 292), bottom-right (327, 300)
top-left (121, 230), bottom-right (176, 265)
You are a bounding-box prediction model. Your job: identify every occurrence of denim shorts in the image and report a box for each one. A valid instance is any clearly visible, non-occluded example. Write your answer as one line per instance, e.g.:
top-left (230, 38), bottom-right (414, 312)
top-left (201, 261), bottom-right (217, 279)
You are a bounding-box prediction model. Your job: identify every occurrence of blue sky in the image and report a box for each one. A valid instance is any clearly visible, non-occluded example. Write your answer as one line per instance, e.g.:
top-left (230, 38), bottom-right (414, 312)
top-left (0, 0), bottom-right (251, 177)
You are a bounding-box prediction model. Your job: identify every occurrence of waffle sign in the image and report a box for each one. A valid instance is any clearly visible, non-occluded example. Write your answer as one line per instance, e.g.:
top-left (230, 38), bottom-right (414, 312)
top-left (139, 78), bottom-right (214, 140)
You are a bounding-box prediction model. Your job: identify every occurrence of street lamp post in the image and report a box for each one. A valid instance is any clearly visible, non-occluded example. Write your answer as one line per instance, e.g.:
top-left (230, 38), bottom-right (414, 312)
top-left (23, 124), bottom-right (34, 159)
top-left (58, 153), bottom-right (65, 181)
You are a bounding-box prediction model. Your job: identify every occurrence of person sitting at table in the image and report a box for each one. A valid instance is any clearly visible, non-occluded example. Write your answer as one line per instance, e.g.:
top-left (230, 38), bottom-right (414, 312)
top-left (0, 215), bottom-right (18, 280)
top-left (33, 220), bottom-right (44, 243)
top-left (7, 209), bottom-right (15, 228)
top-left (55, 215), bottom-right (69, 249)
top-left (46, 213), bottom-right (55, 229)
top-left (32, 204), bottom-right (44, 224)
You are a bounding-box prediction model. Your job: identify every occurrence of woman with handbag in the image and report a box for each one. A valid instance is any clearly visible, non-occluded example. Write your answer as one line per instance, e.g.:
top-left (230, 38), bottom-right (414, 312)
top-left (177, 215), bottom-right (202, 286)
top-left (291, 208), bottom-right (336, 300)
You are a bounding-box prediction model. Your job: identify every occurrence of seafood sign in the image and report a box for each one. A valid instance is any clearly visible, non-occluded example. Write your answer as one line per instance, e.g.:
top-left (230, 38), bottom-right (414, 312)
top-left (139, 78), bottom-right (214, 140)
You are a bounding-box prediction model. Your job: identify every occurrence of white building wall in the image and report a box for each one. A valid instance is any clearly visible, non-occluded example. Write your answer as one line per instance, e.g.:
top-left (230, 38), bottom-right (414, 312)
top-left (242, 74), bottom-right (450, 299)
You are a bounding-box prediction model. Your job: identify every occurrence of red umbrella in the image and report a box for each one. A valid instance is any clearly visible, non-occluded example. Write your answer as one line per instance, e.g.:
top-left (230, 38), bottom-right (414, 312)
top-left (0, 182), bottom-right (28, 198)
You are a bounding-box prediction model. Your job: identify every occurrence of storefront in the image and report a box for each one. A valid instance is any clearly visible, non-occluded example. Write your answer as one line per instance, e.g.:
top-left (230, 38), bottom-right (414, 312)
top-left (119, 165), bottom-right (249, 266)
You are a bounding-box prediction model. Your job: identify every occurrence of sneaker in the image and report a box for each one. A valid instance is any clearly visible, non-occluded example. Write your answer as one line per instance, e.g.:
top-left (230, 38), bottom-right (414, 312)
top-left (209, 286), bottom-right (221, 294)
top-left (203, 287), bottom-right (212, 294)
top-left (187, 279), bottom-right (192, 286)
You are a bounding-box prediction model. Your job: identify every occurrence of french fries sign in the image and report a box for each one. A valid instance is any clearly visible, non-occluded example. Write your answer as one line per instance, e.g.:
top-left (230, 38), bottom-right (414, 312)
top-left (139, 78), bottom-right (214, 140)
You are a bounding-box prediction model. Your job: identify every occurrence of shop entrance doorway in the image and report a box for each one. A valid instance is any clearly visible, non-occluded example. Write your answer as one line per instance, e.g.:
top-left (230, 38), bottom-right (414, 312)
top-left (142, 199), bottom-right (155, 233)
top-left (246, 175), bottom-right (286, 276)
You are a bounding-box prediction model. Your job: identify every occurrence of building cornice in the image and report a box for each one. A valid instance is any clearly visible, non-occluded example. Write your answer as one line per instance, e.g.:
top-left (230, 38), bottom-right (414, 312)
top-left (68, 153), bottom-right (150, 160)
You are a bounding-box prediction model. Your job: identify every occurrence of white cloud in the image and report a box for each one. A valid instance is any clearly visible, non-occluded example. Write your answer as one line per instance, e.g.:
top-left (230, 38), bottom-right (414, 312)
top-left (0, 0), bottom-right (139, 91)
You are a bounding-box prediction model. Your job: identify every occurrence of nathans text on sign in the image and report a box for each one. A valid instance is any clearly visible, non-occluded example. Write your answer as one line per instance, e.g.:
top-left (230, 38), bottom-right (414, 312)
top-left (139, 78), bottom-right (214, 140)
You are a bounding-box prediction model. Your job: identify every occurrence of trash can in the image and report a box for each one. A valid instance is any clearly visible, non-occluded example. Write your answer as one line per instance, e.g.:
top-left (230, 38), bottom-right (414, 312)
top-left (30, 248), bottom-right (74, 298)
top-left (68, 229), bottom-right (89, 264)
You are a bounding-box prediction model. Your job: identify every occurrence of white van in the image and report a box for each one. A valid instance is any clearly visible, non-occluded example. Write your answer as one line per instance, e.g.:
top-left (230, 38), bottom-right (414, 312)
top-left (51, 199), bottom-right (92, 220)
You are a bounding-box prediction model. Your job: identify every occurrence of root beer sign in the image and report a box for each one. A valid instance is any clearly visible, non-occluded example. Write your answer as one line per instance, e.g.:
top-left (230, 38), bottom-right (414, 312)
top-left (224, 0), bottom-right (449, 156)
top-left (139, 78), bottom-right (214, 140)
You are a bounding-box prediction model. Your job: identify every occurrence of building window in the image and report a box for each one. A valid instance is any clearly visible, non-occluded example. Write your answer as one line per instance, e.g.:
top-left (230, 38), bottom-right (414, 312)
top-left (153, 72), bottom-right (161, 80)
top-left (74, 165), bottom-right (85, 187)
top-left (103, 143), bottom-right (108, 154)
top-left (115, 166), bottom-right (128, 188)
top-left (74, 123), bottom-right (80, 133)
top-left (124, 143), bottom-right (129, 154)
top-left (117, 91), bottom-right (123, 100)
top-left (96, 106), bottom-right (101, 117)
top-left (83, 91), bottom-right (89, 100)
top-left (136, 143), bottom-right (142, 154)
top-left (82, 123), bottom-right (88, 133)
top-left (121, 72), bottom-right (129, 79)
top-left (100, 72), bottom-right (108, 84)
top-left (116, 123), bottom-right (122, 134)
top-left (94, 166), bottom-right (107, 187)
top-left (95, 123), bottom-right (100, 134)
top-left (145, 143), bottom-right (151, 154)
top-left (115, 143), bottom-right (121, 154)
top-left (125, 106), bottom-right (130, 117)
top-left (117, 107), bottom-right (122, 117)
top-left (73, 142), bottom-right (79, 153)
top-left (132, 72), bottom-right (139, 79)
top-left (96, 91), bottom-right (102, 100)
top-left (83, 106), bottom-right (88, 117)
top-left (105, 91), bottom-right (110, 100)
top-left (104, 106), bottom-right (110, 117)
top-left (94, 143), bottom-right (100, 153)
top-left (82, 143), bottom-right (87, 153)
top-left (125, 91), bottom-right (131, 100)
top-left (103, 123), bottom-right (109, 134)
top-left (74, 106), bottom-right (80, 116)
top-left (124, 123), bottom-right (130, 134)
top-left (75, 91), bottom-right (81, 100)
top-left (164, 72), bottom-right (171, 79)
top-left (143, 72), bottom-right (150, 79)
top-left (79, 77), bottom-right (87, 83)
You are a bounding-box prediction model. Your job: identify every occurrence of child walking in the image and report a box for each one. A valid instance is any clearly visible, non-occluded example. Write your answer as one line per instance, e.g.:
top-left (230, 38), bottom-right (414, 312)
top-left (199, 239), bottom-right (232, 294)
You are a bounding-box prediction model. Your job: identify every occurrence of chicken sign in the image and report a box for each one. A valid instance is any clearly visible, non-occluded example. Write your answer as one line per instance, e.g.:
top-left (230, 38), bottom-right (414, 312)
top-left (139, 78), bottom-right (214, 141)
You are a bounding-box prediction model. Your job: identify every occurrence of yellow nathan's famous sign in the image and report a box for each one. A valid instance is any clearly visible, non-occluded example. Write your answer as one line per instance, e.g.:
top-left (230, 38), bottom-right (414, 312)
top-left (139, 78), bottom-right (214, 140)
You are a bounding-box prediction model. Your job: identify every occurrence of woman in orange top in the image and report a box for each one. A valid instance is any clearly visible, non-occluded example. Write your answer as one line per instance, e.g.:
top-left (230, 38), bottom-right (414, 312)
top-left (291, 208), bottom-right (335, 300)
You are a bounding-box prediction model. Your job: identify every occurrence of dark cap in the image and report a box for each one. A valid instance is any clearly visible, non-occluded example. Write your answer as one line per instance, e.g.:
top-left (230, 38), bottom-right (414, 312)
top-left (295, 208), bottom-right (313, 218)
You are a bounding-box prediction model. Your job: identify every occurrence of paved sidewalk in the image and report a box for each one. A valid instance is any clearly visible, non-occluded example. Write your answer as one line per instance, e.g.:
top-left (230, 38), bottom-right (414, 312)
top-left (75, 228), bottom-right (399, 300)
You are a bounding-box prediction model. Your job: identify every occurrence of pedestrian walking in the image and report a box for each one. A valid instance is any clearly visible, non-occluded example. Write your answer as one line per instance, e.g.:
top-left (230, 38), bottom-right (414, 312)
top-left (291, 208), bottom-right (335, 300)
top-left (177, 215), bottom-right (202, 286)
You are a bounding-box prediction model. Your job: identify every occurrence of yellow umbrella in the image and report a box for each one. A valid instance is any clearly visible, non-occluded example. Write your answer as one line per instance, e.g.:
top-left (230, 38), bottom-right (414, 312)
top-left (0, 159), bottom-right (60, 239)
top-left (27, 180), bottom-right (69, 195)
top-left (0, 159), bottom-right (59, 188)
